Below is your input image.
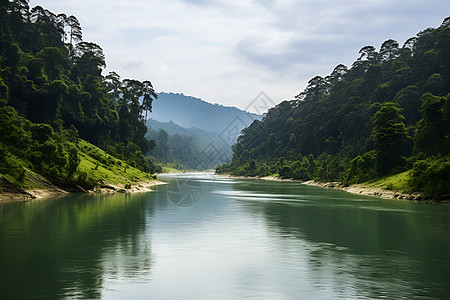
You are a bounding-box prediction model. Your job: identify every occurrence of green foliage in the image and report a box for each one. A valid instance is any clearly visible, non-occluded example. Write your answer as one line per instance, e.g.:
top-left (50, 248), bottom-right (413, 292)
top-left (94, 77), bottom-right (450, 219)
top-left (414, 93), bottom-right (450, 155)
top-left (346, 151), bottom-right (377, 183)
top-left (217, 18), bottom-right (450, 200)
top-left (410, 156), bottom-right (450, 200)
top-left (0, 2), bottom-right (161, 191)
top-left (371, 102), bottom-right (407, 175)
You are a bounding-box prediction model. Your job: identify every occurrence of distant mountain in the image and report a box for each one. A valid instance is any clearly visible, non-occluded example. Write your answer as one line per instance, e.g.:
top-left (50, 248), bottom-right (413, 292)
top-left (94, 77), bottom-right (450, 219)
top-left (150, 92), bottom-right (261, 135)
top-left (146, 119), bottom-right (233, 170)
top-left (146, 119), bottom-right (217, 141)
top-left (145, 93), bottom-right (262, 170)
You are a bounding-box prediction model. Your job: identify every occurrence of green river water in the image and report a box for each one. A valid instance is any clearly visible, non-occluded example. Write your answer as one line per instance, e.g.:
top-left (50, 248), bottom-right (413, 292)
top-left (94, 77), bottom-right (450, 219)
top-left (0, 174), bottom-right (449, 299)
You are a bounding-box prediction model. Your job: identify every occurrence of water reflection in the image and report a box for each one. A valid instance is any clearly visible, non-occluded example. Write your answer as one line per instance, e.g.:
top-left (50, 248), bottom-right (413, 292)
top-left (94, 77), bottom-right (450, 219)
top-left (0, 192), bottom-right (154, 299)
top-left (230, 179), bottom-right (450, 299)
top-left (1, 175), bottom-right (449, 299)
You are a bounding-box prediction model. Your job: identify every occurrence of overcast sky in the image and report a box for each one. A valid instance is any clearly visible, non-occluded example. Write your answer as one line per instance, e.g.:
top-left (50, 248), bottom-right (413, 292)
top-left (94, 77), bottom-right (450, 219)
top-left (30, 0), bottom-right (449, 112)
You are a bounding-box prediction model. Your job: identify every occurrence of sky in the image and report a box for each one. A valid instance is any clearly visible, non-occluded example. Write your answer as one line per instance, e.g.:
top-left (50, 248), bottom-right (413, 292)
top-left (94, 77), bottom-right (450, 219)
top-left (29, 0), bottom-right (450, 112)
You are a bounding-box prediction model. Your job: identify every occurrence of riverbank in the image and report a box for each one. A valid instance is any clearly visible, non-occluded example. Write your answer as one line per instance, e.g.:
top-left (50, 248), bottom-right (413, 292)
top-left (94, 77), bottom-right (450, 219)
top-left (0, 179), bottom-right (166, 203)
top-left (302, 180), bottom-right (423, 201)
top-left (218, 174), bottom-right (425, 202)
top-left (262, 176), bottom-right (425, 201)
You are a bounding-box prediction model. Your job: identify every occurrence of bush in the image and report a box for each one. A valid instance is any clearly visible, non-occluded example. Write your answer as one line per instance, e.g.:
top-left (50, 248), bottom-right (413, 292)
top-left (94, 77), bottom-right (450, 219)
top-left (410, 156), bottom-right (450, 200)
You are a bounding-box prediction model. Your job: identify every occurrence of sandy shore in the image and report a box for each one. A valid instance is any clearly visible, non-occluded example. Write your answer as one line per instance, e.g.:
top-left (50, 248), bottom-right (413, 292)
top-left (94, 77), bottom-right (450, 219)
top-left (94, 179), bottom-right (166, 194)
top-left (0, 179), bottom-right (166, 203)
top-left (0, 189), bottom-right (67, 203)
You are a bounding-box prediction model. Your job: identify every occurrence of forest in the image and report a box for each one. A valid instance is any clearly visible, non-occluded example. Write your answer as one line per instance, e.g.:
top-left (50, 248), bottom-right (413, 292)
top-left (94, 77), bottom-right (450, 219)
top-left (1, 0), bottom-right (449, 201)
top-left (217, 17), bottom-right (450, 201)
top-left (0, 0), bottom-right (161, 191)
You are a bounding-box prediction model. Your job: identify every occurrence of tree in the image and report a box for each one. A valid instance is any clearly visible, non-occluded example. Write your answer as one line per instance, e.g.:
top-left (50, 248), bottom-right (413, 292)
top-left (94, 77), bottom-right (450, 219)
top-left (67, 15), bottom-right (82, 44)
top-left (37, 47), bottom-right (64, 80)
top-left (394, 85), bottom-right (421, 125)
top-left (371, 103), bottom-right (406, 175)
top-left (414, 93), bottom-right (448, 155)
top-left (358, 45), bottom-right (378, 62)
top-left (295, 76), bottom-right (328, 101)
top-left (441, 16), bottom-right (450, 28)
top-left (380, 39), bottom-right (400, 64)
top-left (351, 46), bottom-right (378, 75)
top-left (30, 6), bottom-right (48, 23)
top-left (9, 0), bottom-right (29, 20)
top-left (74, 42), bottom-right (105, 77)
top-left (141, 80), bottom-right (157, 121)
top-left (402, 37), bottom-right (417, 54)
top-left (326, 64), bottom-right (348, 84)
top-left (105, 71), bottom-right (122, 101)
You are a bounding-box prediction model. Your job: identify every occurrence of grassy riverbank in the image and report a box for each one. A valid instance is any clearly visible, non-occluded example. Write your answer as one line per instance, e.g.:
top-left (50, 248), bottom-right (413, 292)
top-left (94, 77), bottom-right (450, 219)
top-left (0, 139), bottom-right (163, 202)
top-left (219, 172), bottom-right (430, 202)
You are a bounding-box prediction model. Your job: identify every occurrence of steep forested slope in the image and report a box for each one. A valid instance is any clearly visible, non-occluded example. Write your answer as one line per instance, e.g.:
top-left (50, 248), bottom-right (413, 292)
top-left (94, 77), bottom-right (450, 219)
top-left (0, 0), bottom-right (160, 191)
top-left (217, 17), bottom-right (450, 200)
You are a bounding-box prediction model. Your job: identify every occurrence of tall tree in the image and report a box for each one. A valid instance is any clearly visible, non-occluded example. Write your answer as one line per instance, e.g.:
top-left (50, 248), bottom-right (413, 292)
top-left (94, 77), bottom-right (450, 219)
top-left (74, 42), bottom-right (105, 78)
top-left (141, 80), bottom-right (157, 121)
top-left (67, 15), bottom-right (82, 46)
top-left (414, 93), bottom-right (448, 155)
top-left (371, 102), bottom-right (406, 175)
top-left (295, 76), bottom-right (328, 102)
top-left (380, 39), bottom-right (400, 65)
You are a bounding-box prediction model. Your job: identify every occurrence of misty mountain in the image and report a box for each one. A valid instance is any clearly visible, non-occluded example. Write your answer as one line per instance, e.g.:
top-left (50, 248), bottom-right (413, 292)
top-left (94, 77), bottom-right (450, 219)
top-left (146, 119), bottom-right (233, 170)
top-left (150, 92), bottom-right (261, 135)
top-left (146, 93), bottom-right (262, 170)
top-left (146, 119), bottom-right (217, 141)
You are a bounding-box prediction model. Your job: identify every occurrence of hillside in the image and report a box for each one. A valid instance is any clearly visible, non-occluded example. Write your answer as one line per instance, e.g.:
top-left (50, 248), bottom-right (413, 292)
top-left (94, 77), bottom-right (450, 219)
top-left (217, 17), bottom-right (450, 201)
top-left (0, 1), bottom-right (161, 197)
top-left (146, 119), bottom-right (232, 170)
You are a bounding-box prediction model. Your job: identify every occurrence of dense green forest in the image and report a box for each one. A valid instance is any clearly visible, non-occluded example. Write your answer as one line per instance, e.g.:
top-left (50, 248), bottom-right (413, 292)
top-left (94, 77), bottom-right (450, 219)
top-left (0, 0), bottom-right (161, 191)
top-left (217, 17), bottom-right (450, 201)
top-left (146, 119), bottom-right (233, 170)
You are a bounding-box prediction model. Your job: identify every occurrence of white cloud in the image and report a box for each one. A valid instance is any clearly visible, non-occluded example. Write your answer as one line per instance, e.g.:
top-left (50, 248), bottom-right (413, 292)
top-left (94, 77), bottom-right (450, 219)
top-left (29, 0), bottom-right (450, 112)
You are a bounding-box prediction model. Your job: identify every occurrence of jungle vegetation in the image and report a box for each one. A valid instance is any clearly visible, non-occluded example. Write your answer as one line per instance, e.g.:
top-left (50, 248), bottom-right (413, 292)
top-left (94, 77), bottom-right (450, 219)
top-left (217, 17), bottom-right (450, 201)
top-left (0, 0), bottom-right (161, 191)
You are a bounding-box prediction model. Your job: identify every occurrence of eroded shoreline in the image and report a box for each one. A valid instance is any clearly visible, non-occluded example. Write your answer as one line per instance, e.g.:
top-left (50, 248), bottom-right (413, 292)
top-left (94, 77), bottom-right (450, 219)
top-left (0, 179), bottom-right (166, 203)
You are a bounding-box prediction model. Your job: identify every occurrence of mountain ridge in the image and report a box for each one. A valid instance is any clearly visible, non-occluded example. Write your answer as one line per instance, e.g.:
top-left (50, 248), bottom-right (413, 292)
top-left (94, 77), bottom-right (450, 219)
top-left (151, 92), bottom-right (262, 134)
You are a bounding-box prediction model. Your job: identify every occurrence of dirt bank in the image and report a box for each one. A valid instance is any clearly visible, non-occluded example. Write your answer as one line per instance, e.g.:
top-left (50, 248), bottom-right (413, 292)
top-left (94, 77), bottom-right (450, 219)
top-left (227, 175), bottom-right (424, 201)
top-left (0, 179), bottom-right (166, 203)
top-left (303, 180), bottom-right (422, 201)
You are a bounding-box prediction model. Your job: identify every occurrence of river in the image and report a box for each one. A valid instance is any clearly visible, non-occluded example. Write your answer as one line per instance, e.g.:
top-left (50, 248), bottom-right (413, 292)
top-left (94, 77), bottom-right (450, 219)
top-left (0, 174), bottom-right (449, 299)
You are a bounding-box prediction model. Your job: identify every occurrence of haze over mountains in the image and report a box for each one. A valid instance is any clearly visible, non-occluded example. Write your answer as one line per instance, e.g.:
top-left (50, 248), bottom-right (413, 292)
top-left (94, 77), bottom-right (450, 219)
top-left (146, 92), bottom-right (262, 169)
top-left (150, 92), bottom-right (261, 134)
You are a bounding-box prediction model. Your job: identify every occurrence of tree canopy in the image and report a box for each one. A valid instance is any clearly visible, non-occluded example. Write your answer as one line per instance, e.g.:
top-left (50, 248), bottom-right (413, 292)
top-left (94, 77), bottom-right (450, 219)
top-left (217, 17), bottom-right (450, 200)
top-left (0, 0), bottom-right (160, 189)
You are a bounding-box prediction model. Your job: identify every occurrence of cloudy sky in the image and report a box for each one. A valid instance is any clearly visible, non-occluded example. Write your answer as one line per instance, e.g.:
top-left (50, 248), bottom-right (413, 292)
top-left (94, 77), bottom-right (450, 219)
top-left (30, 0), bottom-right (449, 112)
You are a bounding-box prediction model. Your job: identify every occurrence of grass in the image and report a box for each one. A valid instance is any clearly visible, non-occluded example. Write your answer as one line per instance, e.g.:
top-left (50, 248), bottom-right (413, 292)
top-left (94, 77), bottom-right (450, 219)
top-left (77, 140), bottom-right (153, 185)
top-left (362, 170), bottom-right (412, 193)
top-left (0, 139), bottom-right (155, 192)
top-left (160, 165), bottom-right (184, 173)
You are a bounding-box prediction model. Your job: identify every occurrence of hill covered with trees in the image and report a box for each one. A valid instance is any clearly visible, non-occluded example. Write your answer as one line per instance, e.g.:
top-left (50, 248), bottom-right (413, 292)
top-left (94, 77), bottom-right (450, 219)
top-left (217, 17), bottom-right (450, 201)
top-left (0, 0), bottom-right (161, 192)
top-left (146, 119), bottom-right (232, 170)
